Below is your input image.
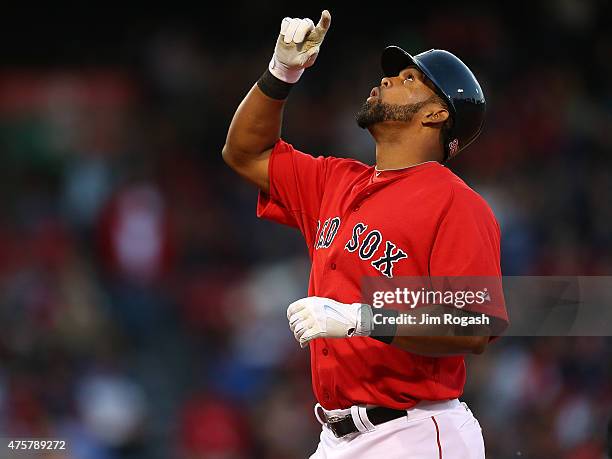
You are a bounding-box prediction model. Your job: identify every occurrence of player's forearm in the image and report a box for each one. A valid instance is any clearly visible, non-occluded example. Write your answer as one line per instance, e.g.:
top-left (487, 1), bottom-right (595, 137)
top-left (224, 11), bottom-right (330, 192)
top-left (390, 335), bottom-right (488, 356)
top-left (222, 84), bottom-right (285, 165)
top-left (382, 305), bottom-right (489, 357)
top-left (385, 305), bottom-right (489, 355)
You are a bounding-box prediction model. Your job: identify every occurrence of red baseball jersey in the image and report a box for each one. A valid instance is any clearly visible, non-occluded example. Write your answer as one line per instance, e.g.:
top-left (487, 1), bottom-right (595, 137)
top-left (257, 139), bottom-right (508, 410)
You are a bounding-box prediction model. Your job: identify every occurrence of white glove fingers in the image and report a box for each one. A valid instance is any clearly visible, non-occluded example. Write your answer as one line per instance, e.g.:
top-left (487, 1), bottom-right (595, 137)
top-left (300, 329), bottom-right (323, 347)
top-left (295, 315), bottom-right (317, 338)
top-left (280, 17), bottom-right (291, 35)
top-left (292, 320), bottom-right (305, 336)
top-left (272, 12), bottom-right (329, 83)
top-left (284, 18), bottom-right (301, 44)
top-left (295, 322), bottom-right (308, 339)
top-left (293, 18), bottom-right (314, 44)
top-left (288, 312), bottom-right (306, 331)
top-left (287, 299), bottom-right (306, 319)
top-left (288, 313), bottom-right (300, 328)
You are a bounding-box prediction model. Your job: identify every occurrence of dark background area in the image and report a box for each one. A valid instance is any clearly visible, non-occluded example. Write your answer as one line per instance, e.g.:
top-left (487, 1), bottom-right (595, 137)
top-left (0, 1), bottom-right (611, 458)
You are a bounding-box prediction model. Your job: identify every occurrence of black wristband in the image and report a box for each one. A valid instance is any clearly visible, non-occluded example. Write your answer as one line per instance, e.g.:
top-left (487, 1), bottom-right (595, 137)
top-left (257, 68), bottom-right (295, 100)
top-left (370, 308), bottom-right (399, 344)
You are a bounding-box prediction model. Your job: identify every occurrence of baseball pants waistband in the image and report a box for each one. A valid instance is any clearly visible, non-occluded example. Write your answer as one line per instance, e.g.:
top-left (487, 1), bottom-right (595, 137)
top-left (314, 398), bottom-right (462, 428)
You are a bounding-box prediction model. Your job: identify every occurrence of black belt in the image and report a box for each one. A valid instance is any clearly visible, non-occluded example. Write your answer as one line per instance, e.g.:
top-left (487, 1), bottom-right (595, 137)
top-left (323, 407), bottom-right (407, 438)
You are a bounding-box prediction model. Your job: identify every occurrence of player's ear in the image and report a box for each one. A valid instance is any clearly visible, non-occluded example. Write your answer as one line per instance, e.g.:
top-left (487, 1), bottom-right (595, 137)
top-left (422, 107), bottom-right (449, 128)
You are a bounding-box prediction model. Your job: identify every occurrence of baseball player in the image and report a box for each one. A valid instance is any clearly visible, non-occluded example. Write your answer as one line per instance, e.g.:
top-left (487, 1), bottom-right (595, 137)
top-left (223, 10), bottom-right (509, 458)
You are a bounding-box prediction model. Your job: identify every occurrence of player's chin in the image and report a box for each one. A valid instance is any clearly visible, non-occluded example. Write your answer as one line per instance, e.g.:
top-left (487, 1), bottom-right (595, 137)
top-left (355, 110), bottom-right (371, 129)
top-left (355, 100), bottom-right (378, 129)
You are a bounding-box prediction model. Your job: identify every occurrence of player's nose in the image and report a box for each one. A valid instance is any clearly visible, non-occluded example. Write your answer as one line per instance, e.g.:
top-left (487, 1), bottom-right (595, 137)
top-left (381, 77), bottom-right (392, 88)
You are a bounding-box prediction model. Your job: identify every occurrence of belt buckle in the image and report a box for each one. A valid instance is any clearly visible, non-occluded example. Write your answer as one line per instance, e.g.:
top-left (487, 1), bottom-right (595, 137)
top-left (326, 415), bottom-right (351, 438)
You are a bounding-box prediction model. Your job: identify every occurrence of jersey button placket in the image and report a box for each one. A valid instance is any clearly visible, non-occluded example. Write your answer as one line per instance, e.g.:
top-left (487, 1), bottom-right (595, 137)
top-left (345, 186), bottom-right (376, 221)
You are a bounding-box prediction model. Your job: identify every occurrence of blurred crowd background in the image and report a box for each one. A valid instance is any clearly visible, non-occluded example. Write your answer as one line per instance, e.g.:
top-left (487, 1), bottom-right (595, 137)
top-left (1, 1), bottom-right (611, 458)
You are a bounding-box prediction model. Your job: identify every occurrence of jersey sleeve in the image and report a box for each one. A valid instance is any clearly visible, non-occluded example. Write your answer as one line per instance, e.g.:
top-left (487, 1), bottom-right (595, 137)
top-left (429, 186), bottom-right (509, 336)
top-left (256, 139), bottom-right (331, 251)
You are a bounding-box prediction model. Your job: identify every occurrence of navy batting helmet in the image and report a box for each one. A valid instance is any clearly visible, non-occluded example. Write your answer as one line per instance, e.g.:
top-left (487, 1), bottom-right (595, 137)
top-left (381, 46), bottom-right (486, 159)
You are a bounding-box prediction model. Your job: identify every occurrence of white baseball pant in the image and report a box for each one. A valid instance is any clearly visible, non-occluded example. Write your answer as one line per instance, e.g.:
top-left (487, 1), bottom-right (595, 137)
top-left (309, 399), bottom-right (485, 459)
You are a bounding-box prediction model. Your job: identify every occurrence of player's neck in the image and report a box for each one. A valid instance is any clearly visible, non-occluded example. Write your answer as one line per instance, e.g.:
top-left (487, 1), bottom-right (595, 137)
top-left (371, 125), bottom-right (443, 169)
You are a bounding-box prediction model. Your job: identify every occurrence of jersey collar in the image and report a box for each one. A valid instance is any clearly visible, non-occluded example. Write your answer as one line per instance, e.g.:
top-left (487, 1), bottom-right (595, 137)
top-left (372, 161), bottom-right (441, 182)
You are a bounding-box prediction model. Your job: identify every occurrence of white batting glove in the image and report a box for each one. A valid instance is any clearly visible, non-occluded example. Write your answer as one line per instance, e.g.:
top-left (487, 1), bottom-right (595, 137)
top-left (287, 297), bottom-right (373, 348)
top-left (269, 10), bottom-right (332, 84)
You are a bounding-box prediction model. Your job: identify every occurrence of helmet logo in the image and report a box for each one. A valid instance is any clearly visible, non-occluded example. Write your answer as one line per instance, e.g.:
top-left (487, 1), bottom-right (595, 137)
top-left (448, 138), bottom-right (460, 158)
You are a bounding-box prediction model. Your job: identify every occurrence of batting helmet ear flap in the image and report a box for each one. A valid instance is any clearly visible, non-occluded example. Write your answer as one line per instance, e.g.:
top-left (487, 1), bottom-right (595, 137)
top-left (381, 46), bottom-right (486, 158)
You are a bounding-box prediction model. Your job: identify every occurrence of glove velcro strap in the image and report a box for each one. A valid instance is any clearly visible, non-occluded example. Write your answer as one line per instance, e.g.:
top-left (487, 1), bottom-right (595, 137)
top-left (257, 68), bottom-right (295, 100)
top-left (350, 303), bottom-right (374, 337)
top-left (370, 309), bottom-right (399, 344)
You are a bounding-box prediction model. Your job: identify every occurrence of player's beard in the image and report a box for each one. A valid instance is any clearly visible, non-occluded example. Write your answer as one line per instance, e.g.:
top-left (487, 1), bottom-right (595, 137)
top-left (355, 99), bottom-right (430, 129)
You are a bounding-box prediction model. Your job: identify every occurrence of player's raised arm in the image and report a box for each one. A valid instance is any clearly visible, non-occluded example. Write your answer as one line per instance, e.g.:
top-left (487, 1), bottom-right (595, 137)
top-left (222, 10), bottom-right (332, 193)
